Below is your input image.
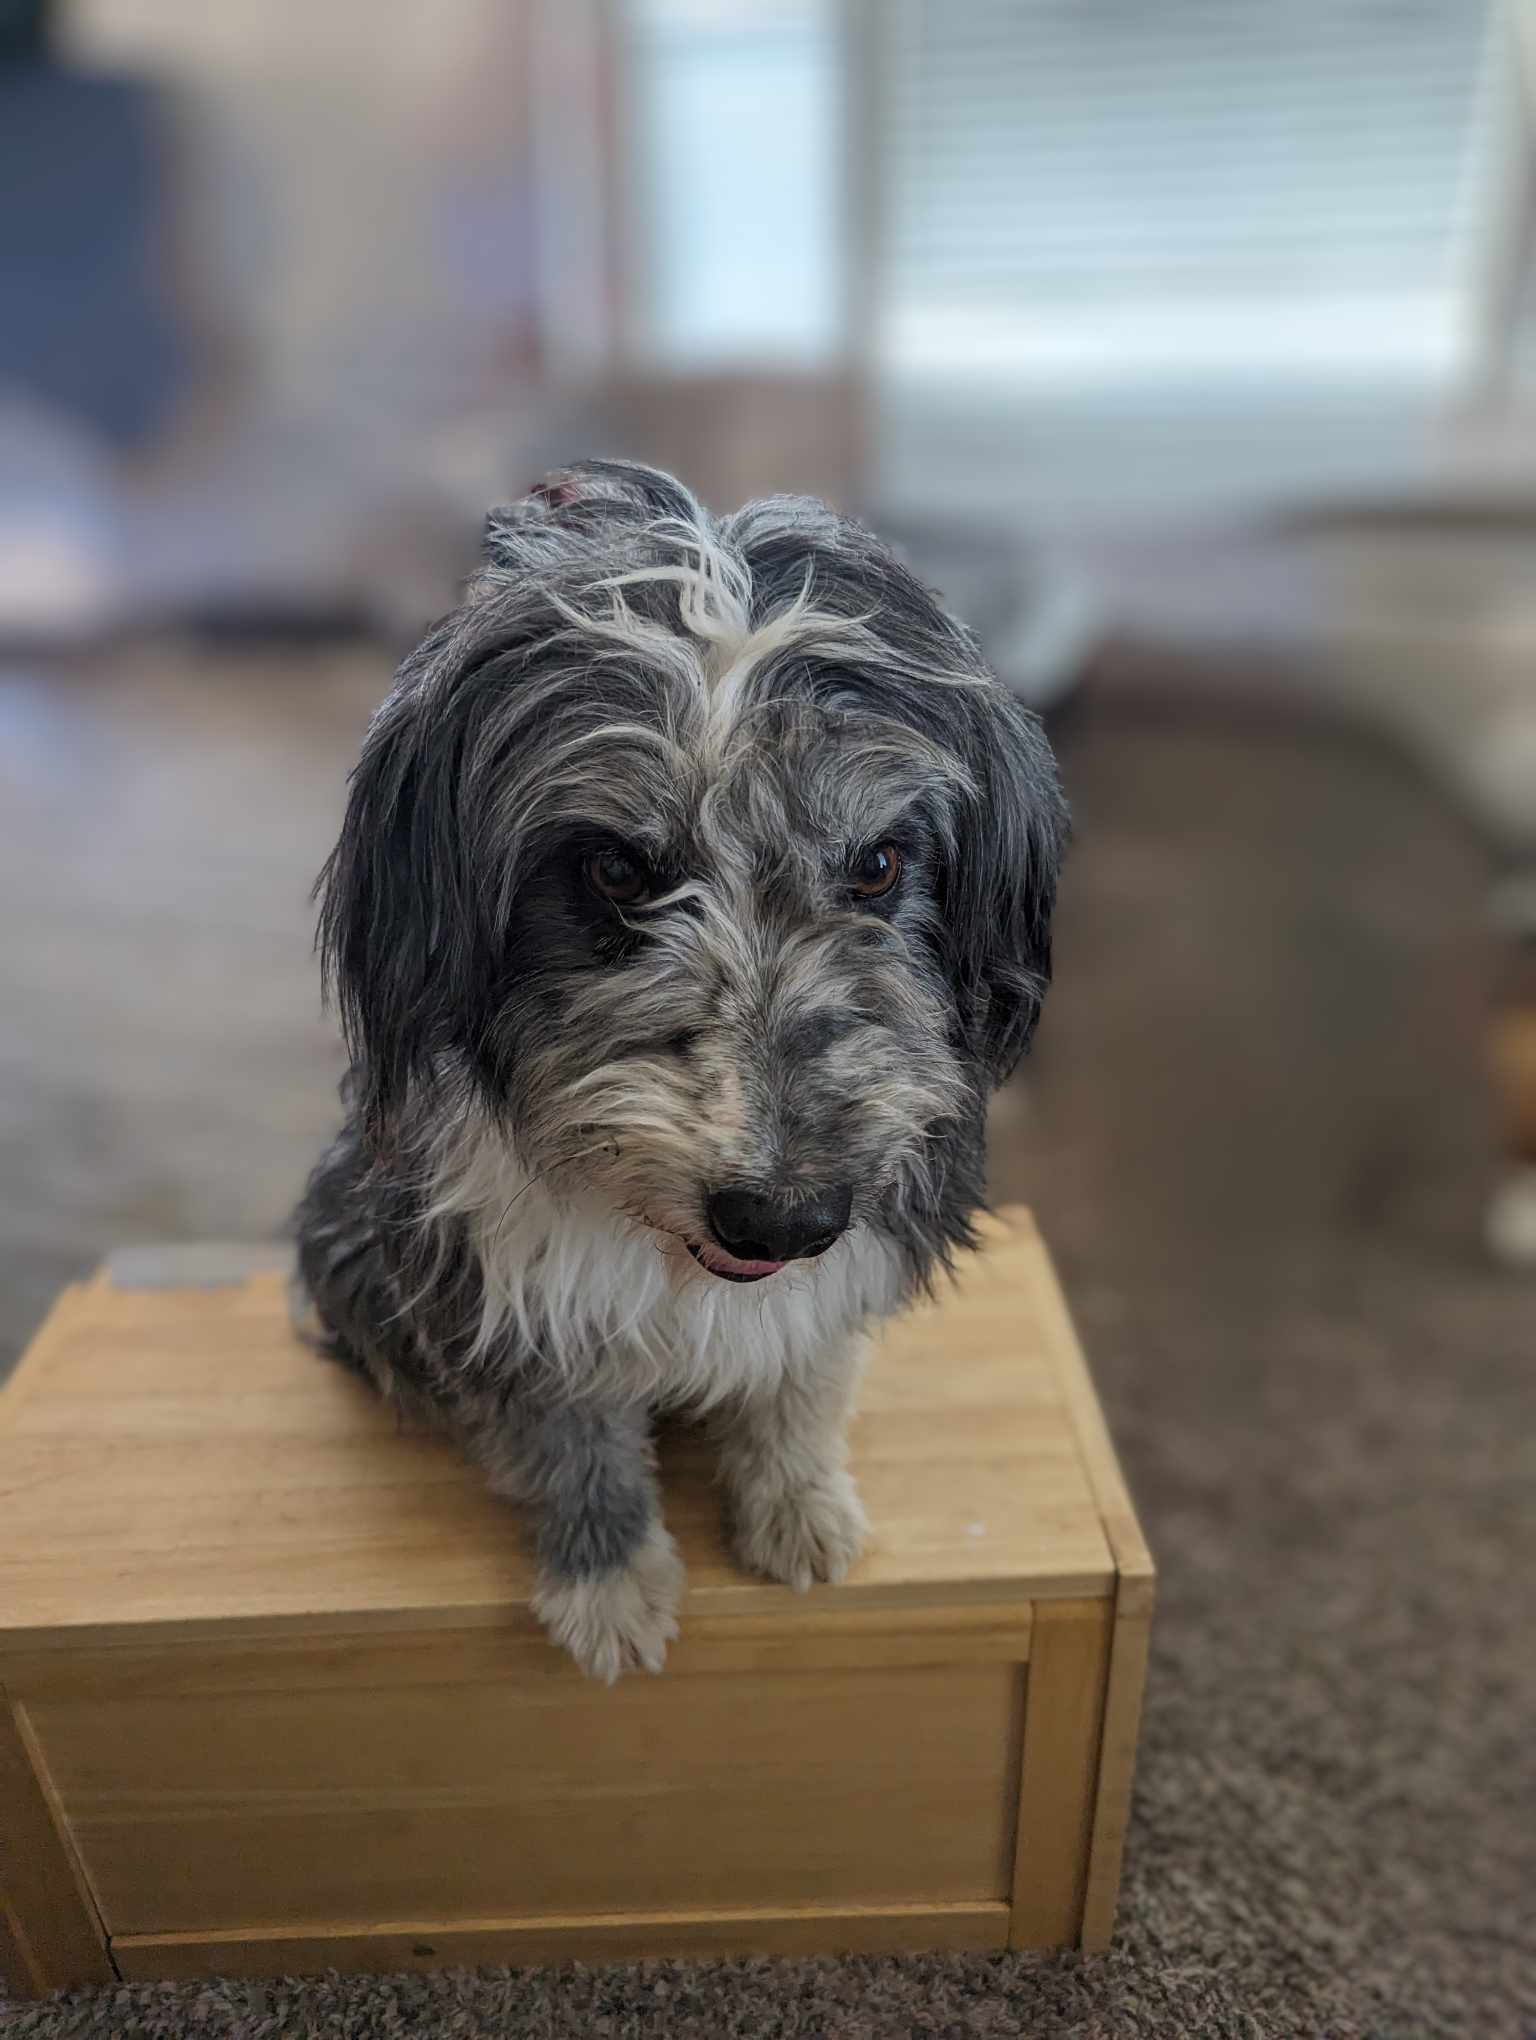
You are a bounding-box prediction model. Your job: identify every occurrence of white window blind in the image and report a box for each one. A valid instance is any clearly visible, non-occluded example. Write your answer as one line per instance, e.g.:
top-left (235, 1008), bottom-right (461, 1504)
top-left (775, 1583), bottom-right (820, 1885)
top-left (877, 0), bottom-right (1501, 390)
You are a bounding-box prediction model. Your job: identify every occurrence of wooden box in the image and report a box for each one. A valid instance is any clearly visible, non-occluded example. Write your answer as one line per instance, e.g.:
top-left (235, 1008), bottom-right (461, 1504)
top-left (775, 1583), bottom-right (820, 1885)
top-left (0, 1209), bottom-right (1151, 1995)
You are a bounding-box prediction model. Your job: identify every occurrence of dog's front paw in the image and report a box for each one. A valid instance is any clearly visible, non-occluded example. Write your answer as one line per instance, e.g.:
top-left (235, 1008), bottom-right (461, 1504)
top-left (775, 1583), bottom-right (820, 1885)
top-left (732, 1470), bottom-right (868, 1592)
top-left (532, 1524), bottom-right (685, 1683)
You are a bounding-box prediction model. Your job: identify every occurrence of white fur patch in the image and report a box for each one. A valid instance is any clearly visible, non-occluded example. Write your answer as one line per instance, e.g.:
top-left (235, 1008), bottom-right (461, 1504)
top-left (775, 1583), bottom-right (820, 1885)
top-left (420, 1107), bottom-right (904, 1411)
top-left (531, 1521), bottom-right (684, 1682)
top-left (731, 1466), bottom-right (869, 1592)
top-left (553, 501), bottom-right (986, 761)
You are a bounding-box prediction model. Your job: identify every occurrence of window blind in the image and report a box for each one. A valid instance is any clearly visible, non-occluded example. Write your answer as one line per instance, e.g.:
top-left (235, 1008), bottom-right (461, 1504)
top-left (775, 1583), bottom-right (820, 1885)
top-left (877, 0), bottom-right (1500, 388)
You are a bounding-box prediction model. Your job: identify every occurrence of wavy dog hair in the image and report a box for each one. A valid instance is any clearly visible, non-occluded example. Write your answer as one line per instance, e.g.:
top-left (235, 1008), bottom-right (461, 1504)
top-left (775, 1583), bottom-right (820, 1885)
top-left (296, 460), bottom-right (1067, 1678)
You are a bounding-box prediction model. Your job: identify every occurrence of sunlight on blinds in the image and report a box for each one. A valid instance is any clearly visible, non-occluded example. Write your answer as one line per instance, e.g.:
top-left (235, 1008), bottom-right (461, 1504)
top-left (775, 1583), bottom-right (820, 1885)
top-left (879, 0), bottom-right (1501, 389)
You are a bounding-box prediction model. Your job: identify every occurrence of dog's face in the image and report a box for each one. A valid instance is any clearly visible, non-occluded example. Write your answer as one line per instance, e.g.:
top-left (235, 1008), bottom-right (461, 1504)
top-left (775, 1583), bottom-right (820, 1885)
top-left (494, 697), bottom-right (977, 1282)
top-left (321, 463), bottom-right (1066, 1285)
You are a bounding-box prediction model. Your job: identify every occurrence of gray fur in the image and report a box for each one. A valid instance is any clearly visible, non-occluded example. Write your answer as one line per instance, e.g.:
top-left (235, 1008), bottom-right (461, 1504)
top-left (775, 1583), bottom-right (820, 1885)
top-left (476, 1396), bottom-right (661, 1583)
top-left (295, 461), bottom-right (1066, 1678)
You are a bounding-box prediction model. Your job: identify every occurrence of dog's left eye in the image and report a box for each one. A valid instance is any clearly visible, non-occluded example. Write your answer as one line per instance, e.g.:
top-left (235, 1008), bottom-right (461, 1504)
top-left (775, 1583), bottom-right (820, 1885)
top-left (848, 842), bottom-right (902, 900)
top-left (585, 847), bottom-right (650, 905)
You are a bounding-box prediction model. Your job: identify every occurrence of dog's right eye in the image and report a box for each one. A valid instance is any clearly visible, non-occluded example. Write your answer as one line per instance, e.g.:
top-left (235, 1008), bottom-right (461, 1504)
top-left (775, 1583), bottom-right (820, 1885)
top-left (585, 847), bottom-right (650, 906)
top-left (848, 841), bottom-right (903, 900)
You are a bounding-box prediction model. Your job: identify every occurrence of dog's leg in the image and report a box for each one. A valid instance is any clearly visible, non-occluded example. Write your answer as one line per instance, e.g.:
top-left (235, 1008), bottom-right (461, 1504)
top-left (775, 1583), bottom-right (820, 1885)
top-left (715, 1335), bottom-right (869, 1591)
top-left (476, 1398), bottom-right (684, 1681)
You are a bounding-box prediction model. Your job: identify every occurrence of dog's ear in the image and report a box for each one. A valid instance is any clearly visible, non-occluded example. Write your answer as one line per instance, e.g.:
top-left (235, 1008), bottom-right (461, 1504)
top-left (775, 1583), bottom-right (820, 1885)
top-left (316, 679), bottom-right (471, 1144)
top-left (480, 460), bottom-right (703, 585)
top-left (944, 691), bottom-right (1068, 1085)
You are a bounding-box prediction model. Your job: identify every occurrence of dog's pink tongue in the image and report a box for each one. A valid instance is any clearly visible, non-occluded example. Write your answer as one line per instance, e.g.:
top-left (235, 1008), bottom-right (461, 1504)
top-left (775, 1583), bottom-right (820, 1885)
top-left (696, 1241), bottom-right (786, 1278)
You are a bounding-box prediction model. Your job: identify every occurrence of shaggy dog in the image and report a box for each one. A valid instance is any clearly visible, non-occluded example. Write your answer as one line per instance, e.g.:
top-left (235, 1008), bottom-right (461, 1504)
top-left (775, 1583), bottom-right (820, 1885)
top-left (295, 461), bottom-right (1066, 1679)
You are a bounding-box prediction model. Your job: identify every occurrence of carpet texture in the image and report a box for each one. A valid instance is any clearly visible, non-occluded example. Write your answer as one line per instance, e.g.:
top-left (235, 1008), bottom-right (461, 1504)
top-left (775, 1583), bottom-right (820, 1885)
top-left (2, 648), bottom-right (1533, 2038)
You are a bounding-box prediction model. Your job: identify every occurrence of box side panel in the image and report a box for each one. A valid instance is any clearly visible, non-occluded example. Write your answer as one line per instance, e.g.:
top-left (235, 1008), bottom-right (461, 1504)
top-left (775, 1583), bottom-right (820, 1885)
top-left (32, 1659), bottom-right (1026, 1935)
top-left (0, 1894), bottom-right (39, 1999)
top-left (4, 1603), bottom-right (1032, 1698)
top-left (1007, 1598), bottom-right (1112, 1949)
top-left (0, 1688), bottom-right (114, 1995)
top-left (1002, 1207), bottom-right (1155, 1947)
top-left (114, 1899), bottom-right (1009, 1976)
top-left (1079, 1589), bottom-right (1154, 1952)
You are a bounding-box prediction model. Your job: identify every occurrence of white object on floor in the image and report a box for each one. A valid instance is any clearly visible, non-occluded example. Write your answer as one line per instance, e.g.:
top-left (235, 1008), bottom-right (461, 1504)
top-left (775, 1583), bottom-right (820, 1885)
top-left (1486, 1165), bottom-right (1536, 1268)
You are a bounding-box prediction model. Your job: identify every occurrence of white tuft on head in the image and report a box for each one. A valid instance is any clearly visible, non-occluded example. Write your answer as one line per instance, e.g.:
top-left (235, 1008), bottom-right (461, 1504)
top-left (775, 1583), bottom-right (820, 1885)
top-left (538, 497), bottom-right (988, 763)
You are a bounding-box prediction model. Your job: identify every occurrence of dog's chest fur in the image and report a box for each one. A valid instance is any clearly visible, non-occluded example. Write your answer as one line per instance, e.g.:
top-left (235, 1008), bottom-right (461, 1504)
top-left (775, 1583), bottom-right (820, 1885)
top-left (445, 1155), bottom-right (903, 1410)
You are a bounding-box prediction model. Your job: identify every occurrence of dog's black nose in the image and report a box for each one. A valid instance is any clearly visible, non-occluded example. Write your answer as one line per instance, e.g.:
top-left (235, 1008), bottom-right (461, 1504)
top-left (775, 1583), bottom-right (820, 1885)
top-left (706, 1183), bottom-right (853, 1263)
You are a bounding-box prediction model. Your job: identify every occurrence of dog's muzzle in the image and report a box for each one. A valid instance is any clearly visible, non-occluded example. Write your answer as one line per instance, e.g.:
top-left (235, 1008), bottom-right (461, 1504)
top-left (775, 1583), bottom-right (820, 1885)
top-left (691, 1182), bottom-right (853, 1282)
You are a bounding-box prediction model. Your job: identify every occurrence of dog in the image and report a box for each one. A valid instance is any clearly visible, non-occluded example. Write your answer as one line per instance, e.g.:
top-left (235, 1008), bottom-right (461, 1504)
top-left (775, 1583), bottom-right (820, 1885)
top-left (294, 460), bottom-right (1066, 1680)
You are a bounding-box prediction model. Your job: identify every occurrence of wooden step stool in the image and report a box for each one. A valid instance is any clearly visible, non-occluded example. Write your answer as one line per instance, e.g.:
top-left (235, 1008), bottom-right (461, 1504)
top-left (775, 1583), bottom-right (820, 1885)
top-left (0, 1208), bottom-right (1152, 1996)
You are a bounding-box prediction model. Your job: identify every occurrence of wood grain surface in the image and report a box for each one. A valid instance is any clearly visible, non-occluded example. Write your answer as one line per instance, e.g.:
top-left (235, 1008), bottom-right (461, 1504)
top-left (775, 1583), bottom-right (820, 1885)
top-left (1014, 1219), bottom-right (1155, 1950)
top-left (0, 1204), bottom-right (1151, 1980)
top-left (1006, 1599), bottom-right (1112, 1949)
top-left (36, 1660), bottom-right (1024, 1935)
top-left (0, 1209), bottom-right (1119, 1650)
top-left (0, 1689), bottom-right (113, 1993)
top-left (113, 1899), bottom-right (1010, 1978)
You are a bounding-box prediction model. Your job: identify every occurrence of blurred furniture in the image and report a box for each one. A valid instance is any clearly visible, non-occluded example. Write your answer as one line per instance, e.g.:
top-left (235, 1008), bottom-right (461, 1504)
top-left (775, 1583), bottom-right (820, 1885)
top-left (570, 371), bottom-right (864, 518)
top-left (1072, 506), bottom-right (1536, 1259)
top-left (0, 1210), bottom-right (1151, 1991)
top-left (1489, 878), bottom-right (1536, 1262)
top-left (0, 65), bottom-right (182, 445)
top-left (0, 0), bottom-right (51, 61)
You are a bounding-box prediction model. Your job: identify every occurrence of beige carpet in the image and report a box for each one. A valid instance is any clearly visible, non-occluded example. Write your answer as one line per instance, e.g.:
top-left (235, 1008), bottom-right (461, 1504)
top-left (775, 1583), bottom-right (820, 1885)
top-left (2, 646), bottom-right (1533, 2038)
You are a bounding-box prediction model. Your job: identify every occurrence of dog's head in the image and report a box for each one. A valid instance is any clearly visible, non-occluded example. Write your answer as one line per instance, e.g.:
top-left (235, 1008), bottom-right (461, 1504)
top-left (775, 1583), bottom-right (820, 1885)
top-left (320, 461), bottom-right (1066, 1286)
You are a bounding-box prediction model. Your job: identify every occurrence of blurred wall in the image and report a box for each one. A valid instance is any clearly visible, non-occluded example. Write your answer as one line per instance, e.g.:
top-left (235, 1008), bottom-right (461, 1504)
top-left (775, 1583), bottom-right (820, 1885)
top-left (66, 0), bottom-right (548, 423)
top-left (4, 0), bottom-right (1534, 664)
